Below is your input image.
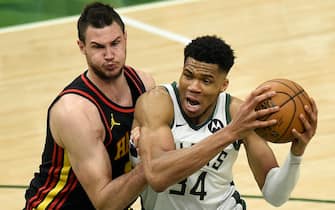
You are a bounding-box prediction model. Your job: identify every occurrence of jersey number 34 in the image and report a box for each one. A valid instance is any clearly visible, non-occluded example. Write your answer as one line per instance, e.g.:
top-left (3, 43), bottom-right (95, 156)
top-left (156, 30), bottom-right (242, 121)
top-left (169, 171), bottom-right (208, 200)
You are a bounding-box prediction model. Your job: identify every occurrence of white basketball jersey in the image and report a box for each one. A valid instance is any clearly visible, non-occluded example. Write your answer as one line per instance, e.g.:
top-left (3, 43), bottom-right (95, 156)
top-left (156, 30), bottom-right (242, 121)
top-left (140, 82), bottom-right (243, 210)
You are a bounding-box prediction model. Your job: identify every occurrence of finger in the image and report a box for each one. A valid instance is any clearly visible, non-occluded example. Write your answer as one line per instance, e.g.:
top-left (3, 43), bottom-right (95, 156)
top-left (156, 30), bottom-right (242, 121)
top-left (291, 128), bottom-right (302, 140)
top-left (253, 89), bottom-right (276, 102)
top-left (290, 128), bottom-right (308, 156)
top-left (309, 97), bottom-right (318, 115)
top-left (256, 119), bottom-right (278, 129)
top-left (255, 85), bottom-right (272, 95)
top-left (303, 105), bottom-right (316, 130)
top-left (130, 127), bottom-right (136, 138)
top-left (131, 126), bottom-right (140, 136)
top-left (130, 127), bottom-right (141, 146)
top-left (306, 97), bottom-right (318, 126)
top-left (251, 92), bottom-right (277, 112)
top-left (292, 127), bottom-right (310, 148)
top-left (255, 105), bottom-right (280, 119)
top-left (246, 85), bottom-right (272, 102)
top-left (300, 113), bottom-right (316, 138)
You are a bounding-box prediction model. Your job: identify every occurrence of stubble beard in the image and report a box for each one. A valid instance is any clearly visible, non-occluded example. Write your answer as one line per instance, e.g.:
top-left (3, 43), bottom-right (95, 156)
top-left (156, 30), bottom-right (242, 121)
top-left (91, 64), bottom-right (124, 82)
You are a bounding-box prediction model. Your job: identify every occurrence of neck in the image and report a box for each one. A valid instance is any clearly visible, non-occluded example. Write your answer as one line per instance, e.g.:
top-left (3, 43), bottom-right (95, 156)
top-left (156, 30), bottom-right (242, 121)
top-left (87, 70), bottom-right (132, 106)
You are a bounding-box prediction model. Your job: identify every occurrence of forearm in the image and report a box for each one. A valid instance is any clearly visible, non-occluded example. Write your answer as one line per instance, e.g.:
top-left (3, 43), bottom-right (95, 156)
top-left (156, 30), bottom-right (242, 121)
top-left (144, 127), bottom-right (236, 192)
top-left (96, 164), bottom-right (146, 210)
top-left (262, 152), bottom-right (302, 206)
top-left (145, 145), bottom-right (212, 191)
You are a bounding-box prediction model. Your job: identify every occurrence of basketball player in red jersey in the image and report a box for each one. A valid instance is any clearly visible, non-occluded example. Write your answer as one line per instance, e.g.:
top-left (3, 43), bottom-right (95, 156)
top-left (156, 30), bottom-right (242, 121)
top-left (24, 2), bottom-right (155, 210)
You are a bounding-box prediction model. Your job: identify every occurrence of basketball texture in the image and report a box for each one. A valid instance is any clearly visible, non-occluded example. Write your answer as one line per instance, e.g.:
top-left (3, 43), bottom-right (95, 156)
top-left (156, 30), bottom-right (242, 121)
top-left (255, 78), bottom-right (311, 143)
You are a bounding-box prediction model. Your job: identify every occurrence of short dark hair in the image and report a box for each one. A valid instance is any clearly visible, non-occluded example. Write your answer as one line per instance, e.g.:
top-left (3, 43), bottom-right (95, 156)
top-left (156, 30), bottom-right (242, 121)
top-left (184, 35), bottom-right (235, 73)
top-left (77, 2), bottom-right (125, 42)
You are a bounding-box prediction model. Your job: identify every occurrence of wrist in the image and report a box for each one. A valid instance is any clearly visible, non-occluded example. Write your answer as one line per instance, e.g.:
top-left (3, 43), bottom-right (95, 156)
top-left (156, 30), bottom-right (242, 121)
top-left (222, 124), bottom-right (241, 142)
top-left (289, 151), bottom-right (302, 165)
top-left (132, 163), bottom-right (146, 183)
top-left (290, 146), bottom-right (306, 156)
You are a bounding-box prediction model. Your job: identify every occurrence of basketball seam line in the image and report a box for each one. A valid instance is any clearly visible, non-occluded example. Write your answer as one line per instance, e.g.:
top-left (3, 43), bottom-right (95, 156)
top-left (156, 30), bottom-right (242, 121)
top-left (280, 89), bottom-right (305, 140)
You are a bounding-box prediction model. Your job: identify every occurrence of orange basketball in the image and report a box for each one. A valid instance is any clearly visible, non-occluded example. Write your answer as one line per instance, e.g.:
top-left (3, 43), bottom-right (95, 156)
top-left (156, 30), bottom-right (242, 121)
top-left (255, 78), bottom-right (312, 143)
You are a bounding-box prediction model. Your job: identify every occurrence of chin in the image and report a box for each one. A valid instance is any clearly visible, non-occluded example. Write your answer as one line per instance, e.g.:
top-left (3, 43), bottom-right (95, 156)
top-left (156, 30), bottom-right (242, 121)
top-left (183, 108), bottom-right (199, 119)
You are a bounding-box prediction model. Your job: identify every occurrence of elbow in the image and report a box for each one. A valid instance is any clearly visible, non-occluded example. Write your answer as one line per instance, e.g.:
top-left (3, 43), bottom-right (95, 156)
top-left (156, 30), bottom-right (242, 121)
top-left (263, 195), bottom-right (287, 207)
top-left (142, 156), bottom-right (174, 192)
top-left (147, 175), bottom-right (169, 192)
top-left (262, 187), bottom-right (289, 207)
top-left (150, 182), bottom-right (168, 193)
top-left (145, 170), bottom-right (170, 192)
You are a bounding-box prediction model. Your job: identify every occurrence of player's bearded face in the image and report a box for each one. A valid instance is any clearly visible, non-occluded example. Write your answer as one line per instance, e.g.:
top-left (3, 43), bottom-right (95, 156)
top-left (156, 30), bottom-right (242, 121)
top-left (179, 57), bottom-right (228, 125)
top-left (88, 52), bottom-right (125, 81)
top-left (82, 23), bottom-right (127, 81)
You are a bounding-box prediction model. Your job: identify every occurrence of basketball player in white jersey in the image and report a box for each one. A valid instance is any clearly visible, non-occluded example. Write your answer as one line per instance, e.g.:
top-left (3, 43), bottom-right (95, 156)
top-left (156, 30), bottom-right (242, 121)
top-left (130, 35), bottom-right (318, 210)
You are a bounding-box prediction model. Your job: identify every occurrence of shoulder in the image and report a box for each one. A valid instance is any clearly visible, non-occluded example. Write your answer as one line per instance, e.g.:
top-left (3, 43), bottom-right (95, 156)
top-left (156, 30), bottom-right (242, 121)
top-left (51, 94), bottom-right (102, 133)
top-left (136, 86), bottom-right (171, 108)
top-left (134, 69), bottom-right (156, 91)
top-left (228, 95), bottom-right (243, 119)
top-left (53, 93), bottom-right (98, 115)
top-left (134, 86), bottom-right (173, 127)
top-left (50, 94), bottom-right (103, 146)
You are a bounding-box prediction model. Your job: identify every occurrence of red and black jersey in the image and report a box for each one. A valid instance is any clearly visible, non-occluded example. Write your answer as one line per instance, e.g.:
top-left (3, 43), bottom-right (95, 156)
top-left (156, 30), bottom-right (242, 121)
top-left (24, 66), bottom-right (146, 210)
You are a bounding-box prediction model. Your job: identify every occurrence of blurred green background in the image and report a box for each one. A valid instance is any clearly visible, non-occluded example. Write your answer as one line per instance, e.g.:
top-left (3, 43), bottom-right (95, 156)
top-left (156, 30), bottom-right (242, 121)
top-left (0, 0), bottom-right (163, 28)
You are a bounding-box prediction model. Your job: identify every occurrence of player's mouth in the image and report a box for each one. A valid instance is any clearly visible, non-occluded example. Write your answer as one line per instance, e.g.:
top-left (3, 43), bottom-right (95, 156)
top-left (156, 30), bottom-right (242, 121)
top-left (184, 97), bottom-right (201, 113)
top-left (105, 64), bottom-right (116, 70)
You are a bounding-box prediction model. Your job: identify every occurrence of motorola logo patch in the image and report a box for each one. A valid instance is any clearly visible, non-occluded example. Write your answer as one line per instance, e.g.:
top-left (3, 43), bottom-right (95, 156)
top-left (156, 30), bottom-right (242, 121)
top-left (208, 119), bottom-right (224, 133)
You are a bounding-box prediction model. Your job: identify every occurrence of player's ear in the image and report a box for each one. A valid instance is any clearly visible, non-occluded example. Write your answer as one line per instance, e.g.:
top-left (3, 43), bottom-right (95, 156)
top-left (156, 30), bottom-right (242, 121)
top-left (124, 30), bottom-right (127, 42)
top-left (220, 78), bottom-right (229, 92)
top-left (77, 40), bottom-right (85, 54)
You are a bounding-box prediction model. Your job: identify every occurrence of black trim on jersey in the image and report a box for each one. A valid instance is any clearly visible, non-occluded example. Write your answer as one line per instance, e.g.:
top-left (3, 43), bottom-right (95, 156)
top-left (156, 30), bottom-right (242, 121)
top-left (232, 190), bottom-right (247, 210)
top-left (171, 81), bottom-right (242, 150)
top-left (82, 71), bottom-right (134, 109)
top-left (80, 67), bottom-right (145, 111)
top-left (160, 85), bottom-right (175, 129)
top-left (124, 66), bottom-right (146, 102)
top-left (171, 81), bottom-right (220, 131)
top-left (225, 93), bottom-right (242, 150)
